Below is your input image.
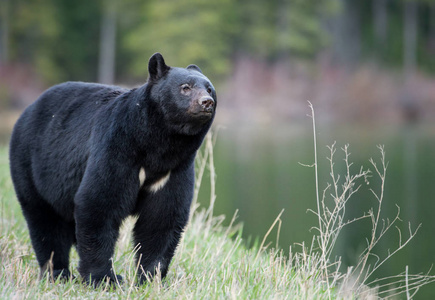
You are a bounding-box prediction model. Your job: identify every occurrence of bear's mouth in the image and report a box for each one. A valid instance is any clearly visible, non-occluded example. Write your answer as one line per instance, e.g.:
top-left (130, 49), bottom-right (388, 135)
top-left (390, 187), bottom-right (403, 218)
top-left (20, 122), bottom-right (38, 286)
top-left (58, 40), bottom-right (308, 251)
top-left (189, 110), bottom-right (214, 121)
top-left (199, 109), bottom-right (213, 115)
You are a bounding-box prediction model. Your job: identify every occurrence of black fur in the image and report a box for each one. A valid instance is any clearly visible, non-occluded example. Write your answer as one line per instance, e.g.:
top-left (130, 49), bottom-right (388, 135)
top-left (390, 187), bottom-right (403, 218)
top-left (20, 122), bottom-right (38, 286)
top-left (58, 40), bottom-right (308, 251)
top-left (9, 53), bottom-right (216, 285)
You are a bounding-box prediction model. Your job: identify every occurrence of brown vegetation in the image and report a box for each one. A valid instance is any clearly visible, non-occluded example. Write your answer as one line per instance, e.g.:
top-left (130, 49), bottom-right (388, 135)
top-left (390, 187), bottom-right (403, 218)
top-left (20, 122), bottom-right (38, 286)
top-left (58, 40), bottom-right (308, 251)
top-left (219, 57), bottom-right (435, 126)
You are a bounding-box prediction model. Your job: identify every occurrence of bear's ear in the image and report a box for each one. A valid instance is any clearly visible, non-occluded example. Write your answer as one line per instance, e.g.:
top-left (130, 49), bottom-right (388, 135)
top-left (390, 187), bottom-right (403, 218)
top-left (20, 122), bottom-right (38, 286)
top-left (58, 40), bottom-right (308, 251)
top-left (187, 64), bottom-right (203, 74)
top-left (148, 53), bottom-right (170, 82)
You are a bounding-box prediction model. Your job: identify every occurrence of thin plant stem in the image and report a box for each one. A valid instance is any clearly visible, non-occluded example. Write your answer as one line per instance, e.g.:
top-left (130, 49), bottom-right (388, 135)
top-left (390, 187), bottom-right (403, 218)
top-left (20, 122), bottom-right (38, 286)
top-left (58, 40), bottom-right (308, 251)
top-left (307, 101), bottom-right (331, 299)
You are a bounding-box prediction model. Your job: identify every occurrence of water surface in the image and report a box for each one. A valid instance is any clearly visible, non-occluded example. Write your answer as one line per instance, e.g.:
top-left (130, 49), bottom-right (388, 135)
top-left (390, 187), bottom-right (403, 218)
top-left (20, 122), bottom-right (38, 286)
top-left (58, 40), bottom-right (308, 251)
top-left (200, 122), bottom-right (435, 298)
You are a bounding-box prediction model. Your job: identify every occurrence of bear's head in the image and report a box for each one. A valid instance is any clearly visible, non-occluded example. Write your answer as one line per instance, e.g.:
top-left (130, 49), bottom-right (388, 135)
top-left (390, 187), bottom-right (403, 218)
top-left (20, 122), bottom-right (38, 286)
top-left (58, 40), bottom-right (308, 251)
top-left (146, 53), bottom-right (216, 136)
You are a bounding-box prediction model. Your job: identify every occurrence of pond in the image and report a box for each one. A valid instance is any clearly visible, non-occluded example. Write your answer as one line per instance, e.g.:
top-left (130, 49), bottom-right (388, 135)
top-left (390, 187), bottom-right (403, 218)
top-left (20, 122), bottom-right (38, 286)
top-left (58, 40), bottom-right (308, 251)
top-left (197, 121), bottom-right (435, 299)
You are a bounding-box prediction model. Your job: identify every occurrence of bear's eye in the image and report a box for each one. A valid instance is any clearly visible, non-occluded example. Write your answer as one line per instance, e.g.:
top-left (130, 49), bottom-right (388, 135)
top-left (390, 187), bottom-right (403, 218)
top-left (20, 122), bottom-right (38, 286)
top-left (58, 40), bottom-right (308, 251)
top-left (181, 84), bottom-right (191, 92)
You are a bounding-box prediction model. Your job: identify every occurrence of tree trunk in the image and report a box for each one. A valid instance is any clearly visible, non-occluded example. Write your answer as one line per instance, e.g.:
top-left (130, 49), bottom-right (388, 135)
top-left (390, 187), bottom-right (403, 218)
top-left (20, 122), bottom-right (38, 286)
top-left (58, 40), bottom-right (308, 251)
top-left (373, 0), bottom-right (388, 50)
top-left (98, 0), bottom-right (117, 84)
top-left (0, 0), bottom-right (10, 66)
top-left (403, 0), bottom-right (418, 79)
top-left (430, 3), bottom-right (435, 52)
top-left (328, 0), bottom-right (361, 68)
top-left (275, 0), bottom-right (290, 60)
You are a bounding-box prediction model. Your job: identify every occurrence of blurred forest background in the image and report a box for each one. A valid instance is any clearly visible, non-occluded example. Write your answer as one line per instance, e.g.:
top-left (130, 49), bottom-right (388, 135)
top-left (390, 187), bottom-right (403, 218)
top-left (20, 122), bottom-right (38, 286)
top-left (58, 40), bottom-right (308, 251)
top-left (1, 0), bottom-right (435, 126)
top-left (1, 0), bottom-right (435, 298)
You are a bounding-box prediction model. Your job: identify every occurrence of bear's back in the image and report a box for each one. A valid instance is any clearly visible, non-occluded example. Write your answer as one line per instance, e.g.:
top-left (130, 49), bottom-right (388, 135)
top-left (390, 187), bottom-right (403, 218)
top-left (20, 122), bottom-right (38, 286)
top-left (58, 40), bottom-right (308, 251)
top-left (13, 82), bottom-right (128, 146)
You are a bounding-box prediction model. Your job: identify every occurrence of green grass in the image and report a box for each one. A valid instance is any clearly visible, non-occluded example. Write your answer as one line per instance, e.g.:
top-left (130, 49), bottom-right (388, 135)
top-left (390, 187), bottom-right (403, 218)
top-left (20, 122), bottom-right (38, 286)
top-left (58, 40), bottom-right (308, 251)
top-left (1, 126), bottom-right (434, 299)
top-left (0, 144), bottom-right (335, 299)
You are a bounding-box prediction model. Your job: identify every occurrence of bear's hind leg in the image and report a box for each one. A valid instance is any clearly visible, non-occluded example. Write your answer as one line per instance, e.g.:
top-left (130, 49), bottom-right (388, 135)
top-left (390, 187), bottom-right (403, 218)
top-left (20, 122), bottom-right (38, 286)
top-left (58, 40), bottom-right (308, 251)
top-left (10, 150), bottom-right (76, 281)
top-left (20, 198), bottom-right (76, 281)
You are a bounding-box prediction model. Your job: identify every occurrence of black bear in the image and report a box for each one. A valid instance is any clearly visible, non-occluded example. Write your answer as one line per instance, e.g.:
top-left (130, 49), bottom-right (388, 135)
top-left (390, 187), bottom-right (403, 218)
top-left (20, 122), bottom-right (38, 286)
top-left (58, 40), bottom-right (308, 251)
top-left (9, 53), bottom-right (216, 285)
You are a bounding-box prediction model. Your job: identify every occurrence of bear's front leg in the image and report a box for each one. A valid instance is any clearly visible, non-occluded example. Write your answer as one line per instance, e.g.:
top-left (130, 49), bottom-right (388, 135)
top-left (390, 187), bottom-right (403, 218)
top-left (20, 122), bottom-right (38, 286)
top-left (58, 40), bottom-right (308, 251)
top-left (133, 165), bottom-right (194, 283)
top-left (74, 160), bottom-right (138, 286)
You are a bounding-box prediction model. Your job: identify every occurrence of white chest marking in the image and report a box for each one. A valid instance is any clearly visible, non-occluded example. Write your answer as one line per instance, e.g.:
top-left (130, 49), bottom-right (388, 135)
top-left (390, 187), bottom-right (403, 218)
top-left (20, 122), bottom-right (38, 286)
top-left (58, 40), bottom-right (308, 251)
top-left (139, 167), bottom-right (146, 187)
top-left (149, 171), bottom-right (171, 193)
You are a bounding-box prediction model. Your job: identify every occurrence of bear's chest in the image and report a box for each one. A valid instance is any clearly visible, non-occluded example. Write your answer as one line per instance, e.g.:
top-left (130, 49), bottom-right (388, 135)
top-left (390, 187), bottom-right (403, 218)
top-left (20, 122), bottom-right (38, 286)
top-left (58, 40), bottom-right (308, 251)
top-left (138, 167), bottom-right (171, 194)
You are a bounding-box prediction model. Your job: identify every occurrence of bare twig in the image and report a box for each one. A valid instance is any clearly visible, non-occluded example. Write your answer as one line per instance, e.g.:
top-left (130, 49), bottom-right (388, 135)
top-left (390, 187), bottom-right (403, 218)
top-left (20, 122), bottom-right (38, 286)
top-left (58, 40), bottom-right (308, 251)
top-left (304, 103), bottom-right (429, 298)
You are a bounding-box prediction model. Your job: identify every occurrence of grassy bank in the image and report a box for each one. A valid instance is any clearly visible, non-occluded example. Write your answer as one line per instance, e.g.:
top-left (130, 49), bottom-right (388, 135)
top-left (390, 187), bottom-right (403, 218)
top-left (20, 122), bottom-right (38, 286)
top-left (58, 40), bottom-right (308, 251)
top-left (1, 128), bottom-right (434, 299)
top-left (0, 143), bottom-right (334, 299)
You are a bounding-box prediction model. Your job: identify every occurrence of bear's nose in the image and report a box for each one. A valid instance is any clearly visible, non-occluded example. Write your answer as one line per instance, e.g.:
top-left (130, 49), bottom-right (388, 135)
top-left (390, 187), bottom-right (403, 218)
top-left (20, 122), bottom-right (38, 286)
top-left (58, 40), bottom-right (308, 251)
top-left (199, 96), bottom-right (215, 112)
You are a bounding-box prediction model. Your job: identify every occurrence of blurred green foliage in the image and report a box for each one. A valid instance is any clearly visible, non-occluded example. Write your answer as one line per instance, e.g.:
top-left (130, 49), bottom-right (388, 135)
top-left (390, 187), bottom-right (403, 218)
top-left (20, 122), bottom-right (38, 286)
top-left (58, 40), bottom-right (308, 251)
top-left (2, 0), bottom-right (339, 83)
top-left (2, 0), bottom-right (435, 84)
top-left (9, 0), bottom-right (101, 83)
top-left (123, 0), bottom-right (238, 80)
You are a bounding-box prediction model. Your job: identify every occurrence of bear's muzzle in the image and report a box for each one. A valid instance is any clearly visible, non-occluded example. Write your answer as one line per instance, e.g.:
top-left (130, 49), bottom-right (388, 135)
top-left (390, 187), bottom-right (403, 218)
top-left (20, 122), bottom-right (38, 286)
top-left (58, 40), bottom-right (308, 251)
top-left (198, 96), bottom-right (215, 113)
